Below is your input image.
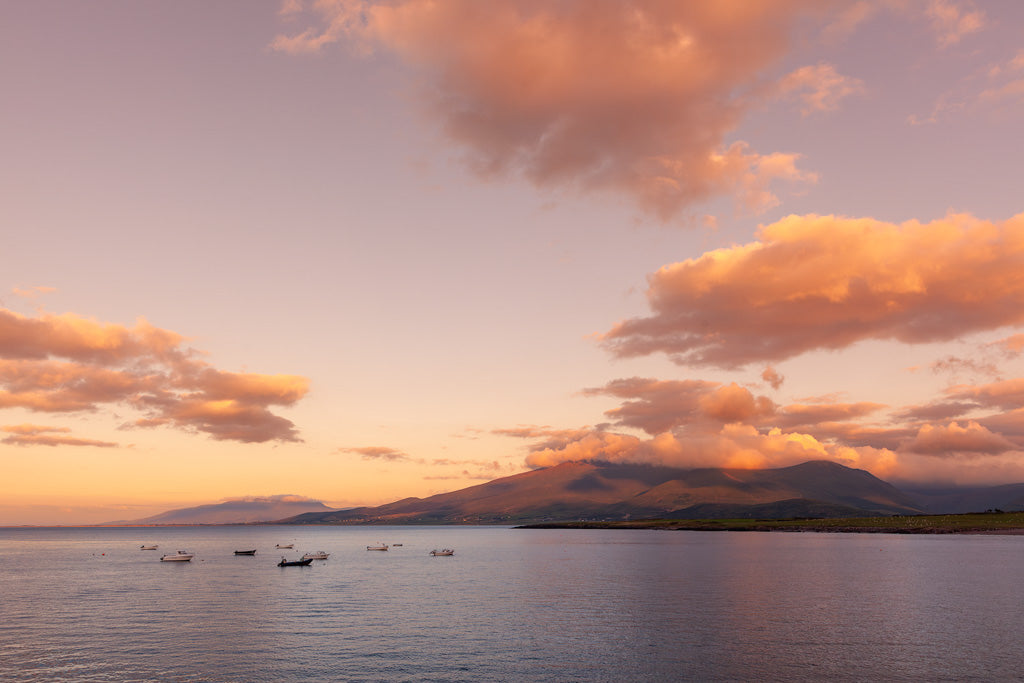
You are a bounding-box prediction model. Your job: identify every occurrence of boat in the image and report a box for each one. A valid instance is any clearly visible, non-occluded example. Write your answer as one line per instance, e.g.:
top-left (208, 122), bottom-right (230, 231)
top-left (234, 549), bottom-right (257, 555)
top-left (366, 544), bottom-right (388, 551)
top-left (140, 545), bottom-right (158, 550)
top-left (278, 557), bottom-right (313, 567)
top-left (160, 550), bottom-right (194, 562)
top-left (392, 543), bottom-right (403, 547)
top-left (429, 548), bottom-right (455, 556)
top-left (301, 551), bottom-right (330, 560)
top-left (275, 543), bottom-right (293, 549)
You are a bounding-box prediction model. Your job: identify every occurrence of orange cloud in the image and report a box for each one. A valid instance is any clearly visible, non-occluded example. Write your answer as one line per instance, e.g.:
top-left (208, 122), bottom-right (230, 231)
top-left (1, 424), bottom-right (118, 448)
top-left (901, 420), bottom-right (1016, 456)
top-left (947, 378), bottom-right (1024, 411)
top-left (515, 366), bottom-right (1024, 483)
top-left (777, 62), bottom-right (865, 115)
top-left (0, 308), bottom-right (309, 443)
top-left (926, 0), bottom-right (985, 47)
top-left (273, 0), bottom-right (825, 218)
top-left (602, 212), bottom-right (1024, 367)
top-left (11, 286), bottom-right (57, 300)
top-left (761, 366), bottom-right (784, 390)
top-left (341, 446), bottom-right (412, 461)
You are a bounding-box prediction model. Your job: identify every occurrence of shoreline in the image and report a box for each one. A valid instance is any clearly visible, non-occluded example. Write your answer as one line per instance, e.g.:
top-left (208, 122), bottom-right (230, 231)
top-left (516, 511), bottom-right (1024, 534)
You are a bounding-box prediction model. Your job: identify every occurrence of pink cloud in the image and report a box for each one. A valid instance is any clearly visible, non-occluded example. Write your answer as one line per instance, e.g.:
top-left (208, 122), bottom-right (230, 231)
top-left (341, 446), bottom-right (411, 461)
top-left (273, 0), bottom-right (824, 218)
top-left (778, 62), bottom-right (865, 115)
top-left (1, 424), bottom-right (118, 448)
top-left (901, 421), bottom-right (1016, 456)
top-left (0, 308), bottom-right (309, 443)
top-left (602, 212), bottom-right (1024, 367)
top-left (926, 0), bottom-right (985, 47)
top-left (11, 286), bottom-right (57, 300)
top-left (761, 366), bottom-right (784, 390)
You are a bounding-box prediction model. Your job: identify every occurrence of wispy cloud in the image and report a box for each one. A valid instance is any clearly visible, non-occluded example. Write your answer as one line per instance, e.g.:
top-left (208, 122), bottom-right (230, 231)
top-left (340, 446), bottom-right (412, 461)
top-left (777, 63), bottom-right (865, 115)
top-left (1, 424), bottom-right (118, 448)
top-left (926, 0), bottom-right (985, 48)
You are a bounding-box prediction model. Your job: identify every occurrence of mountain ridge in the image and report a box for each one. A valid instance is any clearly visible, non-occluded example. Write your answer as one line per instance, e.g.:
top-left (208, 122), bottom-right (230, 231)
top-left (103, 496), bottom-right (333, 525)
top-left (278, 460), bottom-right (932, 525)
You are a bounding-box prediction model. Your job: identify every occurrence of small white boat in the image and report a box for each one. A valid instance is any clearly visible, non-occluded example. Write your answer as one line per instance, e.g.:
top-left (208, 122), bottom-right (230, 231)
top-left (140, 545), bottom-right (159, 550)
top-left (160, 550), bottom-right (194, 562)
top-left (301, 551), bottom-right (330, 560)
top-left (275, 543), bottom-right (294, 549)
top-left (366, 544), bottom-right (389, 551)
top-left (430, 548), bottom-right (454, 556)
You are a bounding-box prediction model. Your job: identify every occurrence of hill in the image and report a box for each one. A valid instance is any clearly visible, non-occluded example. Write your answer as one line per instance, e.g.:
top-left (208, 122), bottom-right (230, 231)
top-left (107, 496), bottom-right (334, 525)
top-left (279, 460), bottom-right (925, 525)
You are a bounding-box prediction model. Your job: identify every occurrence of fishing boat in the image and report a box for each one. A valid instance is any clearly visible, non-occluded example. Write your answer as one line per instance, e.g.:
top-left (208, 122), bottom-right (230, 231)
top-left (140, 545), bottom-right (159, 550)
top-left (278, 557), bottom-right (313, 567)
top-left (429, 548), bottom-right (455, 556)
top-left (160, 550), bottom-right (194, 562)
top-left (233, 549), bottom-right (257, 555)
top-left (301, 551), bottom-right (330, 560)
top-left (366, 544), bottom-right (388, 551)
top-left (275, 543), bottom-right (293, 549)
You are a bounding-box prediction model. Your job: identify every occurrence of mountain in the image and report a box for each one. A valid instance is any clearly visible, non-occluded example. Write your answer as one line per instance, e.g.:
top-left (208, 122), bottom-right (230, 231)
top-left (108, 496), bottom-right (335, 525)
top-left (279, 460), bottom-right (925, 525)
top-left (901, 484), bottom-right (1024, 514)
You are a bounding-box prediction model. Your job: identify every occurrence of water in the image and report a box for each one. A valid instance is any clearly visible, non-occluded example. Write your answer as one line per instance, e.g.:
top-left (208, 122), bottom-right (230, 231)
top-left (1, 526), bottom-right (1021, 681)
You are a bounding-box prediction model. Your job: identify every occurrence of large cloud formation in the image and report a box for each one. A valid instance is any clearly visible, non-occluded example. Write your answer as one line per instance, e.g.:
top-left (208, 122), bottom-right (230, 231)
top-left (0, 309), bottom-right (309, 444)
top-left (602, 212), bottom-right (1024, 367)
top-left (273, 0), bottom-right (829, 218)
top-left (502, 371), bottom-right (1024, 485)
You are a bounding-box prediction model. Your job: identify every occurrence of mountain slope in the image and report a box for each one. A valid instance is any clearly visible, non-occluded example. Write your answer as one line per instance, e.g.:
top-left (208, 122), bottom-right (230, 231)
top-left (109, 497), bottom-right (334, 525)
top-left (902, 484), bottom-right (1024, 514)
top-left (281, 460), bottom-right (924, 525)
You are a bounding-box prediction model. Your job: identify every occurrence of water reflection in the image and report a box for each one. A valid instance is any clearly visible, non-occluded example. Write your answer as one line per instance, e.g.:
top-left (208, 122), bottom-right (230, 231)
top-left (1, 526), bottom-right (1023, 680)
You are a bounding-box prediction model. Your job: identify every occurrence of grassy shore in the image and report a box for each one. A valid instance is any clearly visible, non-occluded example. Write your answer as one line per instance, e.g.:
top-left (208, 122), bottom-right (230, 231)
top-left (518, 510), bottom-right (1024, 533)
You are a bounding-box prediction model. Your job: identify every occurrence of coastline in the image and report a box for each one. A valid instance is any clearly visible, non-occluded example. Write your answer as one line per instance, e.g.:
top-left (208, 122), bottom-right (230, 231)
top-left (516, 511), bottom-right (1024, 534)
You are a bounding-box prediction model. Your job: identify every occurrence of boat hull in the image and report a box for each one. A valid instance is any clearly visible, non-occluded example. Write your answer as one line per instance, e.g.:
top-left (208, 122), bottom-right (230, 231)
top-left (278, 558), bottom-right (313, 567)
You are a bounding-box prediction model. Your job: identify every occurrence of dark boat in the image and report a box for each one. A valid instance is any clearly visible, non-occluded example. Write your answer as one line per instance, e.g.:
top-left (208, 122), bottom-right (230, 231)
top-left (234, 549), bottom-right (257, 555)
top-left (278, 557), bottom-right (313, 567)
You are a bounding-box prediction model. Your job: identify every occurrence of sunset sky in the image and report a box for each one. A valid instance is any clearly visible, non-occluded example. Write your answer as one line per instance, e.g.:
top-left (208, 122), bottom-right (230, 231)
top-left (4, 1), bottom-right (1024, 525)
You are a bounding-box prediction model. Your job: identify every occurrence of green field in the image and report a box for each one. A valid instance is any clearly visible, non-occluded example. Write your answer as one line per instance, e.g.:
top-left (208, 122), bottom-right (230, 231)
top-left (519, 510), bottom-right (1024, 533)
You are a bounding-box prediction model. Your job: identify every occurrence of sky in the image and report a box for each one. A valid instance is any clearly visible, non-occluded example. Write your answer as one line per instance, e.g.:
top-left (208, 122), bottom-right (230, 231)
top-left (4, 0), bottom-right (1024, 525)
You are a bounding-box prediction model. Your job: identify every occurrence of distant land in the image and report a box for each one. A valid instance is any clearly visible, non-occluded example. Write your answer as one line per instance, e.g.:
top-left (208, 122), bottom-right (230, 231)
top-left (109, 460), bottom-right (1024, 527)
top-left (275, 460), bottom-right (1024, 525)
top-left (519, 511), bottom-right (1024, 534)
top-left (103, 496), bottom-right (333, 525)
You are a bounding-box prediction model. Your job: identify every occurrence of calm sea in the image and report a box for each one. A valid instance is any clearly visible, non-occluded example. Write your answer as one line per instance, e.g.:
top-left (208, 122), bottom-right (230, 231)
top-left (1, 525), bottom-right (1021, 681)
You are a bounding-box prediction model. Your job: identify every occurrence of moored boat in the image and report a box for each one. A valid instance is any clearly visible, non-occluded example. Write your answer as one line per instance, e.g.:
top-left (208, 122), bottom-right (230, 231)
top-left (429, 548), bottom-right (454, 556)
top-left (140, 545), bottom-right (159, 550)
top-left (366, 544), bottom-right (388, 551)
top-left (234, 549), bottom-right (257, 555)
top-left (160, 550), bottom-right (194, 562)
top-left (275, 543), bottom-right (293, 549)
top-left (278, 557), bottom-right (313, 567)
top-left (301, 551), bottom-right (330, 560)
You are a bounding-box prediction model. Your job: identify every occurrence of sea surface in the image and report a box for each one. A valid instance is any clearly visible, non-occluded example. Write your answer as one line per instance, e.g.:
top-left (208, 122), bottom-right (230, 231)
top-left (1, 525), bottom-right (1022, 681)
